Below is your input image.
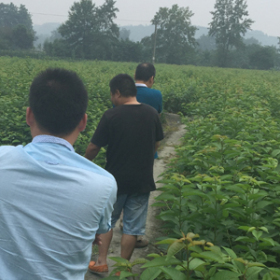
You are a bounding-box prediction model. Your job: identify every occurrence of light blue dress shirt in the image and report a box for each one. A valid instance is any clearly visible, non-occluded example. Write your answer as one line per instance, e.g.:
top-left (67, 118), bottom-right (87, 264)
top-left (0, 135), bottom-right (117, 280)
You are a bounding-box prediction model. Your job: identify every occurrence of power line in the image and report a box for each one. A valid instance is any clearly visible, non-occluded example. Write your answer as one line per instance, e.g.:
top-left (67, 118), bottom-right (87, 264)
top-left (30, 12), bottom-right (151, 23)
top-left (30, 12), bottom-right (68, 18)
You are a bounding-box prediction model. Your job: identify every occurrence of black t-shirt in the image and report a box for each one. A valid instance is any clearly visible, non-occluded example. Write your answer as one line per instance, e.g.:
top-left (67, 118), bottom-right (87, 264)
top-left (91, 104), bottom-right (164, 195)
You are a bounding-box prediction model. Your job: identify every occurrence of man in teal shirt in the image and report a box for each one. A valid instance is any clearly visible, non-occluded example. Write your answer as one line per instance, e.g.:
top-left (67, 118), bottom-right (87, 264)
top-left (0, 68), bottom-right (117, 280)
top-left (133, 63), bottom-right (163, 248)
top-left (135, 62), bottom-right (162, 161)
top-left (135, 62), bottom-right (163, 114)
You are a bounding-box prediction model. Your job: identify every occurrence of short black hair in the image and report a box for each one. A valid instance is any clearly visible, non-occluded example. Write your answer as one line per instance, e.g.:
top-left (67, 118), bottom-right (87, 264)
top-left (109, 74), bottom-right (137, 97)
top-left (29, 68), bottom-right (88, 136)
top-left (135, 63), bottom-right (156, 81)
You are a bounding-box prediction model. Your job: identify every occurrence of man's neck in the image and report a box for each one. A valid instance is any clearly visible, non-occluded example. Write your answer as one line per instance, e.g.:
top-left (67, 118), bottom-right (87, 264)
top-left (120, 96), bottom-right (140, 105)
top-left (31, 129), bottom-right (79, 146)
top-left (135, 80), bottom-right (150, 88)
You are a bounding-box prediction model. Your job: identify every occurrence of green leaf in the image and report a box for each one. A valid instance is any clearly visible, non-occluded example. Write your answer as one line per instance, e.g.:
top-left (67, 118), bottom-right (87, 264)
top-left (272, 149), bottom-right (280, 157)
top-left (262, 273), bottom-right (273, 280)
top-left (147, 253), bottom-right (161, 258)
top-left (131, 258), bottom-right (148, 266)
top-left (269, 268), bottom-right (280, 275)
top-left (211, 270), bottom-right (241, 280)
top-left (109, 256), bottom-right (130, 267)
top-left (141, 256), bottom-right (182, 268)
top-left (252, 230), bottom-right (263, 241)
top-left (238, 226), bottom-right (251, 231)
top-left (209, 267), bottom-right (217, 277)
top-left (246, 266), bottom-right (265, 279)
top-left (156, 238), bottom-right (178, 245)
top-left (191, 251), bottom-right (224, 263)
top-left (166, 242), bottom-right (186, 260)
top-left (139, 267), bottom-right (162, 280)
top-left (247, 262), bottom-right (266, 268)
top-left (119, 271), bottom-right (137, 279)
top-left (260, 237), bottom-right (275, 246)
top-left (102, 276), bottom-right (118, 280)
top-left (188, 258), bottom-right (207, 270)
top-left (259, 227), bottom-right (269, 233)
top-left (160, 267), bottom-right (187, 280)
top-left (235, 236), bottom-right (256, 243)
top-left (257, 201), bottom-right (273, 209)
top-left (222, 247), bottom-right (237, 259)
top-left (156, 193), bottom-right (178, 201)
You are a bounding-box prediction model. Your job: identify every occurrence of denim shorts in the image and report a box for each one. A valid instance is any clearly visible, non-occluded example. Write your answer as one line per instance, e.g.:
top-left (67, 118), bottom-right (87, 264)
top-left (111, 193), bottom-right (150, 235)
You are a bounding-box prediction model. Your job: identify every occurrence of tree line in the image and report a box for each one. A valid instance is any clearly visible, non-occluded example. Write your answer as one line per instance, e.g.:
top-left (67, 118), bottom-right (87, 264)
top-left (0, 0), bottom-right (279, 70)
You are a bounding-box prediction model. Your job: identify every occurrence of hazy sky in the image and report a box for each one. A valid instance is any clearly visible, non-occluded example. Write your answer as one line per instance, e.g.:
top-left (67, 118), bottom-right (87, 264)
top-left (2, 0), bottom-right (280, 37)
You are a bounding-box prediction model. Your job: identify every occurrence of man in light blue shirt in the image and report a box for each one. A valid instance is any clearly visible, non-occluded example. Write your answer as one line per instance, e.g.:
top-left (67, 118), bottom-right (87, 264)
top-left (0, 68), bottom-right (117, 280)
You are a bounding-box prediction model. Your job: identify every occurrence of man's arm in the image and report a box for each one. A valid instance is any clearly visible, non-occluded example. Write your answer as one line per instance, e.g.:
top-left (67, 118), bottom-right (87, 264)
top-left (85, 143), bottom-right (101, 161)
top-left (155, 141), bottom-right (160, 152)
top-left (158, 91), bottom-right (163, 114)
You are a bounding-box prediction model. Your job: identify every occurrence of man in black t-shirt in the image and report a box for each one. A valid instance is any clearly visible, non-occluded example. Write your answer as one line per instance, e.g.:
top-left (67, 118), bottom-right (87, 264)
top-left (85, 74), bottom-right (164, 273)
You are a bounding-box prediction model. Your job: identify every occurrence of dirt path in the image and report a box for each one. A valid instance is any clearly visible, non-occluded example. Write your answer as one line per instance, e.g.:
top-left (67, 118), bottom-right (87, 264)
top-left (85, 114), bottom-right (186, 280)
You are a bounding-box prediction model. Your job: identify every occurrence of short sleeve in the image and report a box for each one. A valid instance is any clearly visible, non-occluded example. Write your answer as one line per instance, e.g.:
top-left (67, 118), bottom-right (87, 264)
top-left (157, 91), bottom-right (163, 114)
top-left (155, 114), bottom-right (164, 142)
top-left (97, 180), bottom-right (117, 234)
top-left (91, 113), bottom-right (109, 147)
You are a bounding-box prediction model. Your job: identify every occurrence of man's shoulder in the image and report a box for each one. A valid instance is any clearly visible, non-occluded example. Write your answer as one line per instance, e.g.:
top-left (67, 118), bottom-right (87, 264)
top-left (66, 151), bottom-right (116, 183)
top-left (0, 145), bottom-right (22, 156)
top-left (150, 88), bottom-right (162, 95)
top-left (0, 145), bottom-right (15, 152)
top-left (140, 103), bottom-right (159, 115)
top-left (137, 86), bottom-right (162, 95)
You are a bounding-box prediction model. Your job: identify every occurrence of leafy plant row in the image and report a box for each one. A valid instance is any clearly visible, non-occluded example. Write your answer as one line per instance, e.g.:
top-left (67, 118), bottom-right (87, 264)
top-left (2, 57), bottom-right (280, 279)
top-left (151, 69), bottom-right (280, 279)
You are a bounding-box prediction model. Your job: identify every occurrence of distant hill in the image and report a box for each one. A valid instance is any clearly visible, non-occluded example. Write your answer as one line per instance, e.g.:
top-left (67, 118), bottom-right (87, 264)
top-left (33, 22), bottom-right (278, 48)
top-left (33, 23), bottom-right (61, 48)
top-left (244, 30), bottom-right (278, 47)
top-left (122, 25), bottom-right (278, 47)
top-left (119, 25), bottom-right (154, 42)
top-left (34, 22), bottom-right (61, 35)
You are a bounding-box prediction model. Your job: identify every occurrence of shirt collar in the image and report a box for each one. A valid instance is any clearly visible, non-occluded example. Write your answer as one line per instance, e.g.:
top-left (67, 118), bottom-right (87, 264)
top-left (135, 83), bottom-right (148, 88)
top-left (32, 135), bottom-right (75, 152)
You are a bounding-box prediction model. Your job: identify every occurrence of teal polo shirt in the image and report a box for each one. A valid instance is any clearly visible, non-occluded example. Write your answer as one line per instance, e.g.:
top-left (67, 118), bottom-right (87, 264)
top-left (136, 83), bottom-right (163, 159)
top-left (0, 135), bottom-right (117, 280)
top-left (135, 83), bottom-right (163, 114)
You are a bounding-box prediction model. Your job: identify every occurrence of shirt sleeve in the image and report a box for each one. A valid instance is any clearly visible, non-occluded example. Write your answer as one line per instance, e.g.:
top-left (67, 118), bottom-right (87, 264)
top-left (157, 91), bottom-right (163, 114)
top-left (155, 114), bottom-right (164, 142)
top-left (97, 180), bottom-right (117, 234)
top-left (91, 113), bottom-right (109, 147)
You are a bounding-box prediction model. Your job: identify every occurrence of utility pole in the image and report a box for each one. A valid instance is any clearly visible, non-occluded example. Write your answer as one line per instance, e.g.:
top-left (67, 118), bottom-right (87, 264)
top-left (152, 21), bottom-right (158, 64)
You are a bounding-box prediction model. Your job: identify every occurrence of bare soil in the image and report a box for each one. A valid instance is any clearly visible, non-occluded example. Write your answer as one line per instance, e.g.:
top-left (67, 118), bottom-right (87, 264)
top-left (85, 113), bottom-right (186, 280)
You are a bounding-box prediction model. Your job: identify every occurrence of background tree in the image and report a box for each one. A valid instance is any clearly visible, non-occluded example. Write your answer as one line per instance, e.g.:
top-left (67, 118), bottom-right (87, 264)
top-left (57, 0), bottom-right (118, 59)
top-left (119, 28), bottom-right (130, 41)
top-left (58, 0), bottom-right (98, 59)
top-left (209, 0), bottom-right (253, 67)
top-left (142, 5), bottom-right (197, 64)
top-left (0, 3), bottom-right (35, 50)
top-left (93, 0), bottom-right (119, 60)
top-left (249, 46), bottom-right (277, 70)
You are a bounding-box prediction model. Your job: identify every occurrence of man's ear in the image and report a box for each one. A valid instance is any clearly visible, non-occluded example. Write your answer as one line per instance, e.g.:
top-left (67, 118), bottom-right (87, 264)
top-left (78, 113), bottom-right (87, 132)
top-left (115, 90), bottom-right (121, 98)
top-left (26, 107), bottom-right (35, 127)
top-left (147, 76), bottom-right (154, 87)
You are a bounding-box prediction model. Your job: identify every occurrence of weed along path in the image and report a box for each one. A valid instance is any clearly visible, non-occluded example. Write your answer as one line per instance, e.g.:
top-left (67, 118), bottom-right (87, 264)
top-left (85, 113), bottom-right (186, 280)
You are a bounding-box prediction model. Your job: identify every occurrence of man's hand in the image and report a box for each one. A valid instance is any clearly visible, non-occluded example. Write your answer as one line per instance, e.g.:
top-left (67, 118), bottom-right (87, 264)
top-left (155, 141), bottom-right (160, 152)
top-left (85, 143), bottom-right (101, 161)
top-left (93, 234), bottom-right (102, 246)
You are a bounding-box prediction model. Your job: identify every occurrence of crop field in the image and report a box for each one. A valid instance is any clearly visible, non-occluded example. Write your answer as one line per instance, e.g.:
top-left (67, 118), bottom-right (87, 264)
top-left (2, 56), bottom-right (280, 279)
